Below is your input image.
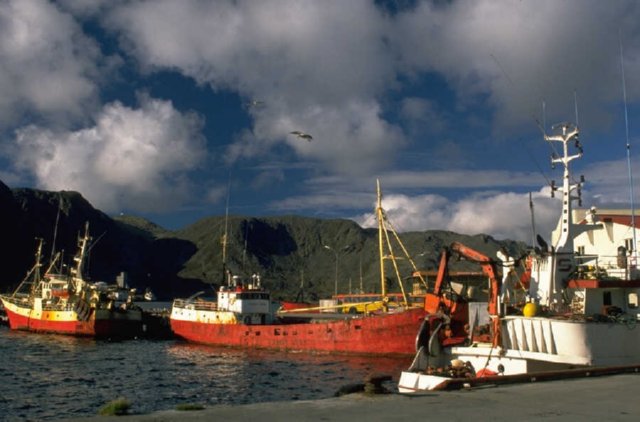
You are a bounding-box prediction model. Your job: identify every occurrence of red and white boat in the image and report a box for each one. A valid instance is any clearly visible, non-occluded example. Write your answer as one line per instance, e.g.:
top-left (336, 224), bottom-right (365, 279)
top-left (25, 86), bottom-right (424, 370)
top-left (399, 122), bottom-right (640, 392)
top-left (0, 223), bottom-right (143, 338)
top-left (170, 182), bottom-right (429, 357)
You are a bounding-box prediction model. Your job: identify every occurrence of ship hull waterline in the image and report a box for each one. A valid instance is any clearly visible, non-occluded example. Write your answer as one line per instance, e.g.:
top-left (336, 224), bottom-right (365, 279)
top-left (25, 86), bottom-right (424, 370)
top-left (170, 307), bottom-right (427, 357)
top-left (2, 298), bottom-right (143, 339)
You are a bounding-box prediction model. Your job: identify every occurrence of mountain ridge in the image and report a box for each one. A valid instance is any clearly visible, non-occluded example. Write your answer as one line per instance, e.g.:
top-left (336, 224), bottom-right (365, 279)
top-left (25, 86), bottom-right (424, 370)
top-left (0, 181), bottom-right (527, 300)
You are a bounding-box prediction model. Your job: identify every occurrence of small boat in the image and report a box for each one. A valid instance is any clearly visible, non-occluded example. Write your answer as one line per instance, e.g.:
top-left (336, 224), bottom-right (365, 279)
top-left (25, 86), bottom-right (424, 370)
top-left (0, 223), bottom-right (143, 338)
top-left (398, 122), bottom-right (640, 392)
top-left (170, 182), bottom-right (429, 356)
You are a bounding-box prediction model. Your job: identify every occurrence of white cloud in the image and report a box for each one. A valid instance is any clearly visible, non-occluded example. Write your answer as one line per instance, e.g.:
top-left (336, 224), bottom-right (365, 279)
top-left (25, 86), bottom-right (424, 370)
top-left (584, 156), bottom-right (640, 206)
top-left (390, 0), bottom-right (640, 135)
top-left (104, 0), bottom-right (404, 176)
top-left (7, 95), bottom-right (206, 213)
top-left (1, 0), bottom-right (638, 242)
top-left (0, 0), bottom-right (108, 126)
top-left (354, 188), bottom-right (561, 243)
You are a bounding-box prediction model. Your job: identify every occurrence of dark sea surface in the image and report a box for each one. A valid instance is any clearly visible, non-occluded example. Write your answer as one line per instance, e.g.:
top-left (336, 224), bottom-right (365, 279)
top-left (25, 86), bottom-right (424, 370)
top-left (0, 325), bottom-right (412, 421)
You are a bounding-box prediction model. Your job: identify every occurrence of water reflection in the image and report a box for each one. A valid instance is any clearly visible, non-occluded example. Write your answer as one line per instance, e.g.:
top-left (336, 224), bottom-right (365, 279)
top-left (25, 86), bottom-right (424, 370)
top-left (1, 327), bottom-right (411, 421)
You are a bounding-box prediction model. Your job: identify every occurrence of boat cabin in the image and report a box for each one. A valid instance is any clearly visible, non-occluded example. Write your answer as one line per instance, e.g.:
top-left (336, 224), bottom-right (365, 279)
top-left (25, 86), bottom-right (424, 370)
top-left (527, 207), bottom-right (640, 320)
top-left (570, 208), bottom-right (640, 280)
top-left (217, 274), bottom-right (271, 323)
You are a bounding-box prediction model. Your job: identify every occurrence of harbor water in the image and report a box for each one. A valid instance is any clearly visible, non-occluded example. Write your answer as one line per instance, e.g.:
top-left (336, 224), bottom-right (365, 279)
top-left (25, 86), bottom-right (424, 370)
top-left (0, 325), bottom-right (411, 421)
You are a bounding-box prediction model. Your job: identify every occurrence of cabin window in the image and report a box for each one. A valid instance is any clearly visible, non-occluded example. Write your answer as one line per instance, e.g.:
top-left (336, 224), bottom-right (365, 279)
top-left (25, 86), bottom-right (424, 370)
top-left (603, 291), bottom-right (612, 306)
top-left (628, 293), bottom-right (639, 309)
top-left (625, 238), bottom-right (634, 253)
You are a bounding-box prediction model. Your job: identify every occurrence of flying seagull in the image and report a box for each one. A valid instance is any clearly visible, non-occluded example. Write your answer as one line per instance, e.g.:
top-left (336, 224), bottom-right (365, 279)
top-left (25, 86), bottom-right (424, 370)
top-left (290, 131), bottom-right (313, 141)
top-left (245, 99), bottom-right (265, 108)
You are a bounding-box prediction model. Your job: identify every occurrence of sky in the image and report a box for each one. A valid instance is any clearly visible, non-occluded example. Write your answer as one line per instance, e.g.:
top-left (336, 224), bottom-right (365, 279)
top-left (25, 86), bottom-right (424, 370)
top-left (1, 0), bottom-right (639, 244)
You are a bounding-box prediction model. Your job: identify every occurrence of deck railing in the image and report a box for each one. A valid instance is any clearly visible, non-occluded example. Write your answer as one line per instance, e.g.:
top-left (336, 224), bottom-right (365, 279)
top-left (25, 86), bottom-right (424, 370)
top-left (574, 254), bottom-right (640, 280)
top-left (172, 298), bottom-right (218, 311)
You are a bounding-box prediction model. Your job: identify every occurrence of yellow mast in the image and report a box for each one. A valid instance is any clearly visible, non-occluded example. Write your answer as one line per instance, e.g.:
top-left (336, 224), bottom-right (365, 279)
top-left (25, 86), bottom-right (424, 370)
top-left (376, 179), bottom-right (386, 297)
top-left (376, 180), bottom-right (429, 307)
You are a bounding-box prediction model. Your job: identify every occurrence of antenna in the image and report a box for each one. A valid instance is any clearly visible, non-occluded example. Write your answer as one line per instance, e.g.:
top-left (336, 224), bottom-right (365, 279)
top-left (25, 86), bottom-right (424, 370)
top-left (221, 172), bottom-right (231, 284)
top-left (620, 32), bottom-right (637, 258)
top-left (574, 90), bottom-right (579, 128)
top-left (242, 220), bottom-right (249, 271)
top-left (529, 192), bottom-right (537, 248)
top-left (50, 194), bottom-right (62, 264)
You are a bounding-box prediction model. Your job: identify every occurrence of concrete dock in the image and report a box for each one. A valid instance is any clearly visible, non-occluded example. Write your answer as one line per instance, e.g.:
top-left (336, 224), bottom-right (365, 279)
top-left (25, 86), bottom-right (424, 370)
top-left (65, 372), bottom-right (640, 421)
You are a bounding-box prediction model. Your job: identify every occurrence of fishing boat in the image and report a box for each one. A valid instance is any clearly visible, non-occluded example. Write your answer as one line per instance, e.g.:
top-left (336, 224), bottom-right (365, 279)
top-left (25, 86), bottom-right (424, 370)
top-left (0, 223), bottom-right (143, 338)
top-left (398, 122), bottom-right (640, 392)
top-left (170, 181), bottom-right (429, 356)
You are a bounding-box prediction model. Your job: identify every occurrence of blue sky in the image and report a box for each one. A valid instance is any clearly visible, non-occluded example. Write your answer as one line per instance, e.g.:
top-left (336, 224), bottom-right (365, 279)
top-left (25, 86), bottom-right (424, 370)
top-left (1, 0), bottom-right (639, 243)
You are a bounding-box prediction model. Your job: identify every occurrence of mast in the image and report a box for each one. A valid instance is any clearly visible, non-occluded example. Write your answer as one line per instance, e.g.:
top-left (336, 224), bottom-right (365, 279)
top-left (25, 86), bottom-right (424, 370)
top-left (221, 176), bottom-right (231, 285)
top-left (620, 34), bottom-right (638, 259)
top-left (535, 123), bottom-right (601, 306)
top-left (529, 192), bottom-right (536, 248)
top-left (11, 238), bottom-right (44, 297)
top-left (374, 180), bottom-right (423, 306)
top-left (222, 185), bottom-right (231, 282)
top-left (545, 123), bottom-right (582, 252)
top-left (376, 179), bottom-right (386, 296)
top-left (50, 194), bottom-right (62, 264)
top-left (70, 222), bottom-right (91, 291)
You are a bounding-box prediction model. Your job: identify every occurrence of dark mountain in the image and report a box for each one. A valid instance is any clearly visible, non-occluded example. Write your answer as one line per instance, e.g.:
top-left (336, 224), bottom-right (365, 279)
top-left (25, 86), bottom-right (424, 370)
top-left (0, 183), bottom-right (527, 300)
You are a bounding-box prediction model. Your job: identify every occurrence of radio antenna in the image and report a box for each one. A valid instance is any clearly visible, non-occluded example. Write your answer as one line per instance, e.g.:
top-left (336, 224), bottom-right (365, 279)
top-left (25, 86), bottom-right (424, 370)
top-left (574, 90), bottom-right (580, 128)
top-left (620, 32), bottom-right (637, 258)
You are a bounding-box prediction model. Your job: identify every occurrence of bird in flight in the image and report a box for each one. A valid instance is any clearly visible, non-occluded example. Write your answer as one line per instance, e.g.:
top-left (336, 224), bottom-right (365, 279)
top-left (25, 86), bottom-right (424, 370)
top-left (290, 131), bottom-right (313, 141)
top-left (245, 99), bottom-right (265, 108)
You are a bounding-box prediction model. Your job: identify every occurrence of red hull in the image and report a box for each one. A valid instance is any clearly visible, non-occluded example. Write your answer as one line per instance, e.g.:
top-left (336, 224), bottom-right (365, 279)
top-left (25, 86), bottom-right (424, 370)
top-left (171, 307), bottom-right (427, 357)
top-left (3, 305), bottom-right (142, 338)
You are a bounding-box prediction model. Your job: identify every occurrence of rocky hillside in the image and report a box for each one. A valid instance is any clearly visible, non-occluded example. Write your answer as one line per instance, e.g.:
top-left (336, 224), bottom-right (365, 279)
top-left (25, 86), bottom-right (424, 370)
top-left (0, 180), bottom-right (527, 300)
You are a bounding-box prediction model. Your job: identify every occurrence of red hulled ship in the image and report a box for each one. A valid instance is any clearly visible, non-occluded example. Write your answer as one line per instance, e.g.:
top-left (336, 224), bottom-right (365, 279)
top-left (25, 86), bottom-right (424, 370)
top-left (170, 181), bottom-right (429, 356)
top-left (0, 223), bottom-right (143, 338)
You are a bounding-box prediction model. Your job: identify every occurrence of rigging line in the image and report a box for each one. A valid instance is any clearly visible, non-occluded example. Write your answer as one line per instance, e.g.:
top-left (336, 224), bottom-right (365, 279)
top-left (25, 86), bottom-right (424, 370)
top-left (50, 193), bottom-right (62, 264)
top-left (490, 52), bottom-right (560, 176)
top-left (619, 32), bottom-right (637, 257)
top-left (490, 53), bottom-right (547, 137)
top-left (489, 53), bottom-right (513, 85)
top-left (529, 192), bottom-right (537, 247)
top-left (242, 219), bottom-right (249, 271)
top-left (574, 90), bottom-right (580, 128)
top-left (522, 141), bottom-right (553, 188)
top-left (222, 171), bottom-right (232, 271)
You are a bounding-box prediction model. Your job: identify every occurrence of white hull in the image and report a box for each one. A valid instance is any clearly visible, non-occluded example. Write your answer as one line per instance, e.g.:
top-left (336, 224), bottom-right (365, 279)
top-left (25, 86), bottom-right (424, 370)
top-left (399, 312), bottom-right (640, 392)
top-left (398, 373), bottom-right (452, 392)
top-left (461, 315), bottom-right (640, 372)
top-left (398, 123), bottom-right (640, 393)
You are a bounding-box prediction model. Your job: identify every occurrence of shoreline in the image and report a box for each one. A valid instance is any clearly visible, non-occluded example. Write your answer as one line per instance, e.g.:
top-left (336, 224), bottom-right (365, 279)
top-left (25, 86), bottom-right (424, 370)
top-left (64, 372), bottom-right (640, 421)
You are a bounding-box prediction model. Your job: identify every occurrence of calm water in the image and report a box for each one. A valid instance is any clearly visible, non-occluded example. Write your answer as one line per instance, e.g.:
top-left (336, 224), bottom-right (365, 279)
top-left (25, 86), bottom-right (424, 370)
top-left (0, 326), bottom-right (411, 421)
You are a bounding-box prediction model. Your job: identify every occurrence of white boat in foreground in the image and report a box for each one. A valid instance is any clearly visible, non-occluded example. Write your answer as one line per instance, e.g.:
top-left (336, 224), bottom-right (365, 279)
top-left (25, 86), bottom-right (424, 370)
top-left (399, 122), bottom-right (640, 392)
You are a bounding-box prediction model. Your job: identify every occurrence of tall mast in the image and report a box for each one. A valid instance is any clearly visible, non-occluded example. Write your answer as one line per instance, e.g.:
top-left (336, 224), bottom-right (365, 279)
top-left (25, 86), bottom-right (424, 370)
top-left (545, 123), bottom-right (582, 252)
top-left (70, 222), bottom-right (91, 291)
top-left (620, 34), bottom-right (637, 258)
top-left (221, 179), bottom-right (230, 284)
top-left (376, 179), bottom-right (386, 296)
top-left (529, 192), bottom-right (536, 248)
top-left (50, 194), bottom-right (62, 264)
